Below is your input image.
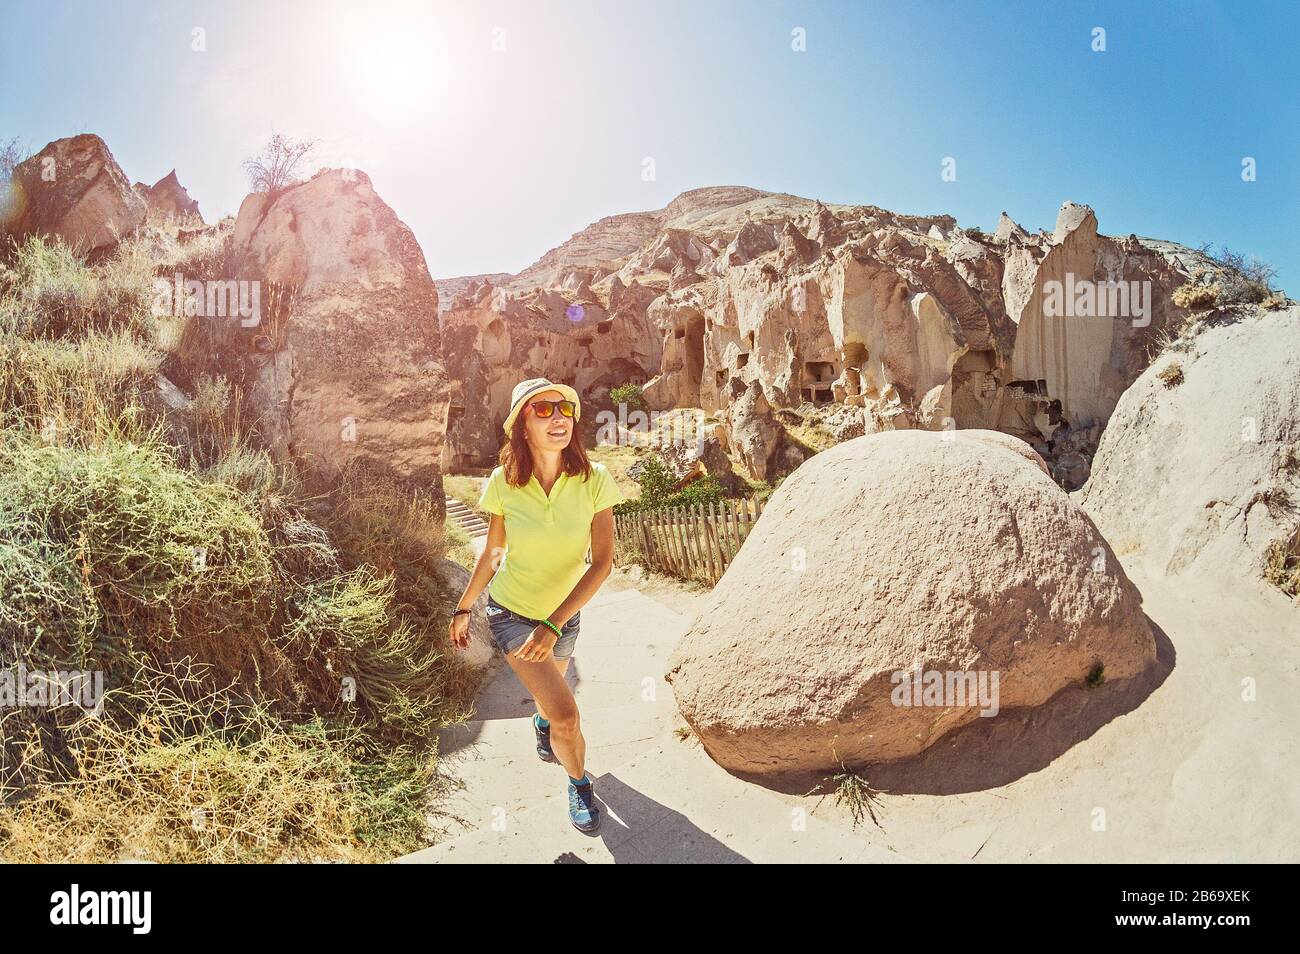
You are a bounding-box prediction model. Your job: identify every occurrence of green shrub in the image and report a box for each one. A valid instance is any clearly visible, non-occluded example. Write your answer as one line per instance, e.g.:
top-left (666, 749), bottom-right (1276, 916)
top-left (634, 455), bottom-right (676, 502)
top-left (0, 429), bottom-right (472, 859)
top-left (317, 473), bottom-right (479, 729)
top-left (0, 428), bottom-right (284, 684)
top-left (283, 567), bottom-right (451, 742)
top-left (615, 455), bottom-right (725, 515)
top-left (609, 381), bottom-right (645, 410)
top-left (0, 233), bottom-right (472, 862)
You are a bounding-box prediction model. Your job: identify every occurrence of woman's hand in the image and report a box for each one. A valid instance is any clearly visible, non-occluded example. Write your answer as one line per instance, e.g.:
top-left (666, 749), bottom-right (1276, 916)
top-left (513, 624), bottom-right (558, 663)
top-left (448, 611), bottom-right (471, 649)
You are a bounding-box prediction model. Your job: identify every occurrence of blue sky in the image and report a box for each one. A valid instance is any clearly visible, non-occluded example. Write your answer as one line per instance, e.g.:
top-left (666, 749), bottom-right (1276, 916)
top-left (2, 0), bottom-right (1296, 289)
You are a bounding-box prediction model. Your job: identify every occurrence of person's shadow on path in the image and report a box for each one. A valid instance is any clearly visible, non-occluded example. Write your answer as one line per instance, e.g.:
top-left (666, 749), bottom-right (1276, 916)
top-left (549, 774), bottom-right (751, 864)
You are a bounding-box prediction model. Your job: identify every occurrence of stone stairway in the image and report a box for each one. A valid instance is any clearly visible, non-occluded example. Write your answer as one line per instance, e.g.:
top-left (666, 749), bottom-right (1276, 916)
top-left (445, 495), bottom-right (488, 539)
top-left (397, 587), bottom-right (913, 864)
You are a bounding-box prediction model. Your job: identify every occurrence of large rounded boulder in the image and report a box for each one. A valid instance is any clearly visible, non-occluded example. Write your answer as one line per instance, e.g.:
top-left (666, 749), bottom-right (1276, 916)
top-left (665, 429), bottom-right (1155, 775)
top-left (2, 134), bottom-right (146, 255)
top-left (1079, 305), bottom-right (1300, 582)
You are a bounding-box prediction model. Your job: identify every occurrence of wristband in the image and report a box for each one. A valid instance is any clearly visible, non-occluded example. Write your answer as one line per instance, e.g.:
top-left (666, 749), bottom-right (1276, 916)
top-left (452, 609), bottom-right (470, 617)
top-left (539, 618), bottom-right (563, 639)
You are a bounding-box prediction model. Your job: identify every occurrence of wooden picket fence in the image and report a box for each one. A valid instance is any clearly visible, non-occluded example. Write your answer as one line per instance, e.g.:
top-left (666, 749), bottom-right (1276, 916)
top-left (614, 497), bottom-right (768, 585)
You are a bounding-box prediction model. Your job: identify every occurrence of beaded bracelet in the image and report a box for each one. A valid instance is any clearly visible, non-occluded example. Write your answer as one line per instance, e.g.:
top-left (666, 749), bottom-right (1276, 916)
top-left (539, 619), bottom-right (564, 639)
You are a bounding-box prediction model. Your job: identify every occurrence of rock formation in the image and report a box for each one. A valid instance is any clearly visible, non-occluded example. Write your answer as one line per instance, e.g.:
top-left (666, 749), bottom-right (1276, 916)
top-left (727, 378), bottom-right (800, 482)
top-left (1079, 305), bottom-right (1300, 582)
top-left (438, 188), bottom-right (1205, 487)
top-left (1, 134), bottom-right (145, 255)
top-left (439, 274), bottom-right (662, 470)
top-left (665, 429), bottom-right (1156, 775)
top-left (227, 168), bottom-right (450, 494)
top-left (133, 169), bottom-right (203, 222)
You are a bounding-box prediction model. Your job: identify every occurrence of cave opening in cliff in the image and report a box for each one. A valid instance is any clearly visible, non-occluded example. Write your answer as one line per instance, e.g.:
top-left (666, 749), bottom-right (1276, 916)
top-left (802, 360), bottom-right (837, 405)
top-left (842, 343), bottom-right (868, 399)
top-left (954, 348), bottom-right (997, 373)
top-left (684, 312), bottom-right (705, 401)
top-left (1007, 378), bottom-right (1049, 397)
top-left (806, 360), bottom-right (835, 381)
top-left (596, 358), bottom-right (647, 393)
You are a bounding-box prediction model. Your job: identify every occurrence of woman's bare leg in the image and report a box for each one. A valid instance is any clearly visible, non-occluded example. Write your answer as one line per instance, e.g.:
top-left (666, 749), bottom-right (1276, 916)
top-left (506, 654), bottom-right (585, 779)
top-left (534, 657), bottom-right (571, 723)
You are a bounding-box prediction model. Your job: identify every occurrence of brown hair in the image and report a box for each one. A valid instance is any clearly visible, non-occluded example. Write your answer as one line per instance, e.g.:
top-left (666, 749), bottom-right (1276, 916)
top-left (500, 404), bottom-right (592, 487)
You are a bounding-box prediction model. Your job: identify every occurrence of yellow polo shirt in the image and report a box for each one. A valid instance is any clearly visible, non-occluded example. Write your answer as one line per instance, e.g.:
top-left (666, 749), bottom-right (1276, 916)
top-left (477, 462), bottom-right (625, 620)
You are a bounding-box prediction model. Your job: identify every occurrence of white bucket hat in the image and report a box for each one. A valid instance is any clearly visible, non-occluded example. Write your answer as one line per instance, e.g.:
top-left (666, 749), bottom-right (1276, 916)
top-left (502, 377), bottom-right (581, 436)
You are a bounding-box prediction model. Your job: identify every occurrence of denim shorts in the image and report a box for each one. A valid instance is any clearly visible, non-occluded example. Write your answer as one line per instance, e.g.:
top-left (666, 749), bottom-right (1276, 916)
top-left (484, 594), bottom-right (580, 660)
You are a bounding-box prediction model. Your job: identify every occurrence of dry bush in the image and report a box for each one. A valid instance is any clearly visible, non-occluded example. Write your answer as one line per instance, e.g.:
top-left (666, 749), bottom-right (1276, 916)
top-left (1157, 361), bottom-right (1184, 388)
top-left (1172, 280), bottom-right (1219, 311)
top-left (1204, 247), bottom-right (1279, 305)
top-left (0, 137), bottom-right (28, 182)
top-left (1264, 538), bottom-right (1300, 599)
top-left (0, 329), bottom-right (161, 442)
top-left (0, 660), bottom-right (435, 862)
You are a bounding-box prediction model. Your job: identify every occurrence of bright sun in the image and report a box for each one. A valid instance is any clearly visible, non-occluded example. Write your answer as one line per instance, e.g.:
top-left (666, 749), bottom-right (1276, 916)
top-left (321, 3), bottom-right (455, 120)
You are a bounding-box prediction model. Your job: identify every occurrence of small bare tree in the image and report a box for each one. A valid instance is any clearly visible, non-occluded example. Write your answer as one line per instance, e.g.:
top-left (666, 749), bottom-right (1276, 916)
top-left (242, 134), bottom-right (317, 196)
top-left (1, 137), bottom-right (29, 183)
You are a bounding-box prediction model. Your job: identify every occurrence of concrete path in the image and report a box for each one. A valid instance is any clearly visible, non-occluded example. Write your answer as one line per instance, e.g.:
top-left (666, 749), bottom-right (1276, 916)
top-left (399, 557), bottom-right (1300, 863)
top-left (398, 586), bottom-right (911, 864)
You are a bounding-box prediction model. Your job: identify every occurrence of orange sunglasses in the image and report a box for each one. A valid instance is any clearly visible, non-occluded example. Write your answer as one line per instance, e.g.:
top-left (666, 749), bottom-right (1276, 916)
top-left (527, 399), bottom-right (576, 419)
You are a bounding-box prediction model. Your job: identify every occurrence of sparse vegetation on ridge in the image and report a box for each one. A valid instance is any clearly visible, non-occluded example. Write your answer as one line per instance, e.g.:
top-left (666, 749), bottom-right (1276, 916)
top-left (1166, 247), bottom-right (1289, 348)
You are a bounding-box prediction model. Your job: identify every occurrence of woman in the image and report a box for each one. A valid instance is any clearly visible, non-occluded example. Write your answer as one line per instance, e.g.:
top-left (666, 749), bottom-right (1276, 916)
top-left (448, 377), bottom-right (624, 833)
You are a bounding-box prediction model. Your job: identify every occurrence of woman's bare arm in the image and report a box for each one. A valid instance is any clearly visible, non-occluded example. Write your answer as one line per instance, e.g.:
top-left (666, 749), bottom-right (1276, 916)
top-left (545, 507), bottom-right (615, 627)
top-left (456, 513), bottom-right (507, 611)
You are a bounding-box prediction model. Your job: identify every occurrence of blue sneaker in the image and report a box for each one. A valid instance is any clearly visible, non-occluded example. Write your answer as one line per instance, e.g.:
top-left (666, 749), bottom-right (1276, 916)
top-left (568, 776), bottom-right (601, 834)
top-left (534, 715), bottom-right (556, 763)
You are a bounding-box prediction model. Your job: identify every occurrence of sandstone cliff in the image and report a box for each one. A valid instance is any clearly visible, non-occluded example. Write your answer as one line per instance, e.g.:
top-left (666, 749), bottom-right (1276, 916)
top-left (439, 188), bottom-right (1212, 486)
